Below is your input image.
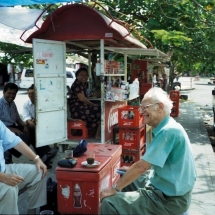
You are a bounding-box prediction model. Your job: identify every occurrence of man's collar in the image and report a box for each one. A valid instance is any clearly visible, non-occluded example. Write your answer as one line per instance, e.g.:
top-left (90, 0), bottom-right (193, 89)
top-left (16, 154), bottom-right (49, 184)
top-left (1, 96), bottom-right (11, 105)
top-left (153, 115), bottom-right (170, 136)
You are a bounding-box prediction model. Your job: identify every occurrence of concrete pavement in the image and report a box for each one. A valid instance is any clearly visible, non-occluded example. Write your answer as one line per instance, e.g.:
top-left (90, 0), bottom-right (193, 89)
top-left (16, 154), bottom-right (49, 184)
top-left (176, 102), bottom-right (215, 215)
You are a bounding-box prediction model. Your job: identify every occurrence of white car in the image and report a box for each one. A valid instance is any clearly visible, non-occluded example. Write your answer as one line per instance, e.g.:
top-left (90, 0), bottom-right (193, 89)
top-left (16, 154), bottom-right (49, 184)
top-left (19, 68), bottom-right (76, 89)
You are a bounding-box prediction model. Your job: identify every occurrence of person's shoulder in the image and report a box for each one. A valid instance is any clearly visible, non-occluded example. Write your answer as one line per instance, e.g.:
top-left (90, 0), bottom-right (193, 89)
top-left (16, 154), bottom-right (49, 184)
top-left (23, 99), bottom-right (31, 105)
top-left (0, 98), bottom-right (3, 105)
top-left (0, 96), bottom-right (4, 103)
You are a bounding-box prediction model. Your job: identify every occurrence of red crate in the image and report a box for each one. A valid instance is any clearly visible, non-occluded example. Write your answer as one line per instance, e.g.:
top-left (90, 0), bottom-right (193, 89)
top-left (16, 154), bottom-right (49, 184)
top-left (121, 145), bottom-right (146, 167)
top-left (169, 90), bottom-right (180, 100)
top-left (171, 99), bottom-right (179, 109)
top-left (119, 125), bottom-right (146, 150)
top-left (139, 82), bottom-right (153, 96)
top-left (86, 144), bottom-right (122, 184)
top-left (56, 156), bottom-right (112, 214)
top-left (118, 106), bottom-right (144, 128)
top-left (170, 108), bottom-right (179, 117)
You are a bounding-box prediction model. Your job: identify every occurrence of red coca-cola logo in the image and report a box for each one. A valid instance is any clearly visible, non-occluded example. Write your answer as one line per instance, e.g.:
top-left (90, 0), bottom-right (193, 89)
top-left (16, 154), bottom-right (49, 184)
top-left (107, 104), bottom-right (124, 133)
top-left (73, 123), bottom-right (82, 127)
top-left (123, 121), bottom-right (133, 126)
top-left (124, 142), bottom-right (134, 146)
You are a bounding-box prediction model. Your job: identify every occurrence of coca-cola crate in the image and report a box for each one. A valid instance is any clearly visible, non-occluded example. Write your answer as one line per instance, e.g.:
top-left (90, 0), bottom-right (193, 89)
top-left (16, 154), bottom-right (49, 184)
top-left (170, 108), bottom-right (179, 117)
top-left (169, 90), bottom-right (180, 100)
top-left (171, 99), bottom-right (179, 109)
top-left (56, 156), bottom-right (112, 214)
top-left (118, 105), bottom-right (144, 128)
top-left (119, 125), bottom-right (146, 150)
top-left (140, 82), bottom-right (153, 96)
top-left (121, 145), bottom-right (146, 167)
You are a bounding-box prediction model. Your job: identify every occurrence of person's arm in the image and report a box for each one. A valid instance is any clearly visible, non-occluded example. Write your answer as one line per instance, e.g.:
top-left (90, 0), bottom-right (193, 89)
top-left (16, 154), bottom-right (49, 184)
top-left (100, 159), bottom-right (151, 201)
top-left (23, 102), bottom-right (35, 127)
top-left (0, 171), bottom-right (24, 186)
top-left (14, 141), bottom-right (47, 177)
top-left (77, 92), bottom-right (97, 106)
top-left (16, 118), bottom-right (29, 134)
top-left (0, 141), bottom-right (47, 185)
top-left (23, 102), bottom-right (32, 122)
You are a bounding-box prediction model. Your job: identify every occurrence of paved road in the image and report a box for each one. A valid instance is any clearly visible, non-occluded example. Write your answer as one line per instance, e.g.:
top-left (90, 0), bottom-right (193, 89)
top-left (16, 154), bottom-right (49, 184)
top-left (179, 77), bottom-right (214, 108)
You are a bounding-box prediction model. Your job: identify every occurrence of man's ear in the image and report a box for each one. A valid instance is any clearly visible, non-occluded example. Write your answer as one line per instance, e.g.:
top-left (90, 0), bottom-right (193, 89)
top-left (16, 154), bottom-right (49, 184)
top-left (158, 102), bottom-right (164, 111)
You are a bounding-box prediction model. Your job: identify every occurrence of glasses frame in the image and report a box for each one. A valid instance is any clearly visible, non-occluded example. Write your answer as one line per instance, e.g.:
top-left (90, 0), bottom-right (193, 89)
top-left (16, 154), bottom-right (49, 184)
top-left (139, 103), bottom-right (159, 112)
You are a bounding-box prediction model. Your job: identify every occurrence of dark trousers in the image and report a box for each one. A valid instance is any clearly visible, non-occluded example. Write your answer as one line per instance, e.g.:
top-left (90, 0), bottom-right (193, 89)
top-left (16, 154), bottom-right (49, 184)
top-left (7, 125), bottom-right (50, 158)
top-left (28, 126), bottom-right (51, 157)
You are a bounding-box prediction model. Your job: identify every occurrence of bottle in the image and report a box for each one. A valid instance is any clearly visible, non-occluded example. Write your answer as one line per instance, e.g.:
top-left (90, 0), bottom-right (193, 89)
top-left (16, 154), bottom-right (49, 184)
top-left (73, 183), bottom-right (82, 208)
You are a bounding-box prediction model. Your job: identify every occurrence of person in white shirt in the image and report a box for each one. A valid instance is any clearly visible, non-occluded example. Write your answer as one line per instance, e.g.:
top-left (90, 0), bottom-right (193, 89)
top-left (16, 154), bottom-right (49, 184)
top-left (23, 85), bottom-right (36, 127)
top-left (152, 73), bottom-right (157, 87)
top-left (23, 84), bottom-right (58, 168)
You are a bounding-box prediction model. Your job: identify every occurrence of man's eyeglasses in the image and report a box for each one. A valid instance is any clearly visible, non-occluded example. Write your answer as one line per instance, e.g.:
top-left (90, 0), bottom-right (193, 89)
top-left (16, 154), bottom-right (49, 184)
top-left (139, 103), bottom-right (158, 112)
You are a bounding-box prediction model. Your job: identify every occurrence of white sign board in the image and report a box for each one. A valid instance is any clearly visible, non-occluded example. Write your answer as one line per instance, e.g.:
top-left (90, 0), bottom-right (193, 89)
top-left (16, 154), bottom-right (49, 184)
top-left (33, 39), bottom-right (67, 147)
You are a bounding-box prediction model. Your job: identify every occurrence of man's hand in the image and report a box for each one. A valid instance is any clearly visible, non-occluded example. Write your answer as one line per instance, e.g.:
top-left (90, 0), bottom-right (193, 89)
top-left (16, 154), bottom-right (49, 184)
top-left (118, 166), bottom-right (130, 172)
top-left (100, 187), bottom-right (116, 202)
top-left (23, 125), bottom-right (29, 134)
top-left (27, 119), bottom-right (35, 127)
top-left (1, 173), bottom-right (24, 186)
top-left (8, 127), bottom-right (23, 135)
top-left (35, 158), bottom-right (47, 178)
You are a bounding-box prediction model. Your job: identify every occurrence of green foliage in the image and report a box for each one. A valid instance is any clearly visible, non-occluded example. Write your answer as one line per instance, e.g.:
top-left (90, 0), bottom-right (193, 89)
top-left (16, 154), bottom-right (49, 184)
top-left (151, 30), bottom-right (192, 47)
top-left (1, 0), bottom-right (215, 77)
top-left (0, 42), bottom-right (33, 67)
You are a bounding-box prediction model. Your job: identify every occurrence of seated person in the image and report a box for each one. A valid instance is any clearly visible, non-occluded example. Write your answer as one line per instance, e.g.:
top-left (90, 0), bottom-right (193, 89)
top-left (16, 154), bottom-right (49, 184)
top-left (0, 83), bottom-right (57, 166)
top-left (22, 84), bottom-right (59, 167)
top-left (0, 120), bottom-right (47, 214)
top-left (69, 68), bottom-right (101, 138)
top-left (100, 87), bottom-right (196, 215)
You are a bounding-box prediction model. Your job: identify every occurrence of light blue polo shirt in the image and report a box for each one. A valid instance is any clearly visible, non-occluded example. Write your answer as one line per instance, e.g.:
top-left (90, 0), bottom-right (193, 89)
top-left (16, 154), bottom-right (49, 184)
top-left (0, 120), bottom-right (22, 172)
top-left (142, 116), bottom-right (196, 196)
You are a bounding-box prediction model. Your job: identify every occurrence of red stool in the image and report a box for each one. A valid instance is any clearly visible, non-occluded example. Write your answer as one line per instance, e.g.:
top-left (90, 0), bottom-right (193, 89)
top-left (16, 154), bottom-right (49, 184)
top-left (67, 120), bottom-right (88, 139)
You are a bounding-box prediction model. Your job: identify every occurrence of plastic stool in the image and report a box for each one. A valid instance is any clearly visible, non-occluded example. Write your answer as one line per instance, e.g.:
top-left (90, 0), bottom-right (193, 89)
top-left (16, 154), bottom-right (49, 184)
top-left (67, 120), bottom-right (88, 139)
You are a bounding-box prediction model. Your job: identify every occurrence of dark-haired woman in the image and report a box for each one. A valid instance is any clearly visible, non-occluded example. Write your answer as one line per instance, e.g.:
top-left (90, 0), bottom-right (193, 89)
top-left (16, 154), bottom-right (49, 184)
top-left (69, 68), bottom-right (101, 138)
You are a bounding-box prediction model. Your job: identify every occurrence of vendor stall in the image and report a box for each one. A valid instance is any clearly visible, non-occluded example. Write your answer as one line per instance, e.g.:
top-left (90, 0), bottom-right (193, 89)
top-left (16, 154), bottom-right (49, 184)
top-left (24, 3), bottom-right (169, 146)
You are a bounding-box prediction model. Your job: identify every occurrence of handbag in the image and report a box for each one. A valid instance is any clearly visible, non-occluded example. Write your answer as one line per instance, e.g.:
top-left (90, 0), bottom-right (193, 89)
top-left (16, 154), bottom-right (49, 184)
top-left (40, 177), bottom-right (60, 214)
top-left (73, 139), bottom-right (88, 157)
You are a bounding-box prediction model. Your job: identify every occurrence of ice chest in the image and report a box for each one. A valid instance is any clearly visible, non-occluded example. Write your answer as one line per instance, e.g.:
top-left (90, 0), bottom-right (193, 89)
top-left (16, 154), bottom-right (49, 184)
top-left (87, 144), bottom-right (122, 184)
top-left (56, 156), bottom-right (112, 214)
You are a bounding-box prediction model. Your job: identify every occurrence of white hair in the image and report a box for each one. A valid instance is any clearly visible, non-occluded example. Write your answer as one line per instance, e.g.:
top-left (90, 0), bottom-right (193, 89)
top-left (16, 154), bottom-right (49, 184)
top-left (144, 87), bottom-right (173, 115)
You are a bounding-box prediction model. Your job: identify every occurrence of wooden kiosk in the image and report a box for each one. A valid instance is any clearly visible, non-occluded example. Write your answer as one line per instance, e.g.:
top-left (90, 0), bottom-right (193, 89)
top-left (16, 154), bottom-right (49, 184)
top-left (23, 3), bottom-right (170, 214)
top-left (24, 3), bottom-right (168, 146)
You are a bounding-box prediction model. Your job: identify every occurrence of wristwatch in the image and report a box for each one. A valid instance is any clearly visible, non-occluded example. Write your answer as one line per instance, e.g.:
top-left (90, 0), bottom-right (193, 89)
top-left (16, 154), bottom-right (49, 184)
top-left (112, 183), bottom-right (121, 192)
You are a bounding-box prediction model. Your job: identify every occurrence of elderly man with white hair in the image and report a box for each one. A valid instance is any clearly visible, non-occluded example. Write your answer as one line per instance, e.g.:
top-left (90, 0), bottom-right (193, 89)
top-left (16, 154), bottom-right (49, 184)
top-left (100, 87), bottom-right (196, 215)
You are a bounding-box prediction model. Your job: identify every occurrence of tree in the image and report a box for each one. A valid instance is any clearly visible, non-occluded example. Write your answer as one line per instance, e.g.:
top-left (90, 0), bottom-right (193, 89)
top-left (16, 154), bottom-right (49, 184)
top-left (92, 0), bottom-right (215, 77)
top-left (2, 0), bottom-right (215, 79)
